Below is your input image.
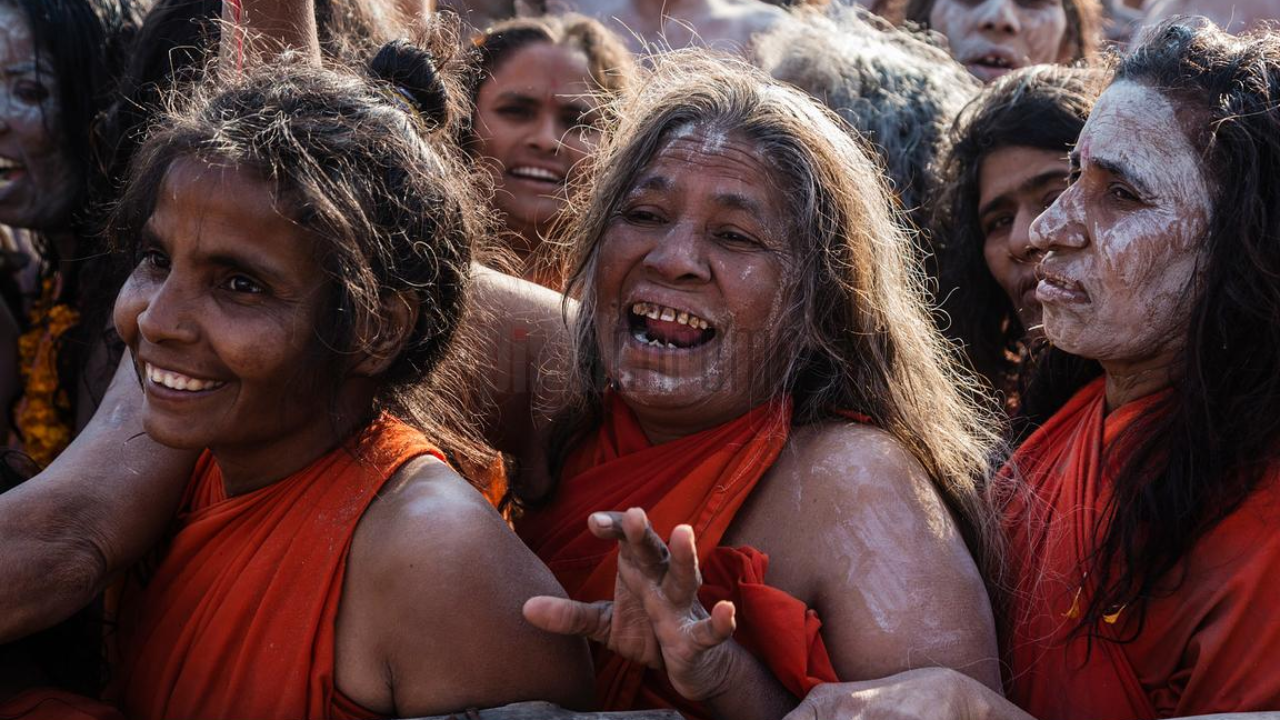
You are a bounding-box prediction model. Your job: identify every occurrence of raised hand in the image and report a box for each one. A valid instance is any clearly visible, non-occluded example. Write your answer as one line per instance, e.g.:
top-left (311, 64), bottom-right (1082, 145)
top-left (523, 507), bottom-right (738, 701)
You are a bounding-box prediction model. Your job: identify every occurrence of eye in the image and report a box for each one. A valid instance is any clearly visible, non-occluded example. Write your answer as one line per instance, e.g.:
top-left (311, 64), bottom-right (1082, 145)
top-left (495, 104), bottom-right (534, 121)
top-left (138, 248), bottom-right (171, 272)
top-left (1107, 184), bottom-right (1141, 203)
top-left (717, 229), bottom-right (764, 249)
top-left (14, 80), bottom-right (50, 105)
top-left (983, 214), bottom-right (1014, 237)
top-left (223, 275), bottom-right (264, 294)
top-left (621, 207), bottom-right (665, 226)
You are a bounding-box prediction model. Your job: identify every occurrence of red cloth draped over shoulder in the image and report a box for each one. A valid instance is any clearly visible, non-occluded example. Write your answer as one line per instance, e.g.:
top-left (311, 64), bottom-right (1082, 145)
top-left (1004, 378), bottom-right (1280, 719)
top-left (112, 414), bottom-right (443, 720)
top-left (516, 394), bottom-right (839, 718)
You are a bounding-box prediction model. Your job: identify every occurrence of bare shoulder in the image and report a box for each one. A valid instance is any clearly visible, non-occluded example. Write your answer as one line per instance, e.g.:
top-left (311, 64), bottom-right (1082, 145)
top-left (729, 421), bottom-right (1000, 687)
top-left (337, 456), bottom-right (593, 717)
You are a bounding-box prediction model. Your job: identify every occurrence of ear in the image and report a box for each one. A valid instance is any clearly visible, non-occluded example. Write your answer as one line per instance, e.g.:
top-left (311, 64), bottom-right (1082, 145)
top-left (350, 290), bottom-right (419, 378)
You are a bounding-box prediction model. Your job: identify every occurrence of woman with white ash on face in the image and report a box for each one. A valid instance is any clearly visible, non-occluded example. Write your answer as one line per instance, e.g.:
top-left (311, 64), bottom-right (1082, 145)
top-left (0, 0), bottom-right (131, 464)
top-left (902, 0), bottom-right (1103, 83)
top-left (774, 18), bottom-right (1280, 720)
top-left (467, 14), bottom-right (635, 288)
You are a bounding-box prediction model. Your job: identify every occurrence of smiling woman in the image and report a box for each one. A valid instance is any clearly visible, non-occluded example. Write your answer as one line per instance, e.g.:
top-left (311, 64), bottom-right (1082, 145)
top-left (3, 44), bottom-right (596, 720)
top-left (466, 15), bottom-right (635, 287)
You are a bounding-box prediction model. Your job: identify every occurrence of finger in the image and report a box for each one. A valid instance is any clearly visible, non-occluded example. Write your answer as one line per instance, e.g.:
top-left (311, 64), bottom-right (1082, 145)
top-left (688, 599), bottom-right (736, 650)
top-left (588, 511), bottom-right (627, 540)
top-left (523, 596), bottom-right (613, 644)
top-left (666, 524), bottom-right (702, 602)
top-left (617, 507), bottom-right (670, 580)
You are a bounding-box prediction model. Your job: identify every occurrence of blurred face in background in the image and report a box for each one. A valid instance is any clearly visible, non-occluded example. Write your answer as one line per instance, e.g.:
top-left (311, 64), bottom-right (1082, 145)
top-left (473, 41), bottom-right (599, 252)
top-left (929, 0), bottom-right (1069, 82)
top-left (0, 1), bottom-right (78, 231)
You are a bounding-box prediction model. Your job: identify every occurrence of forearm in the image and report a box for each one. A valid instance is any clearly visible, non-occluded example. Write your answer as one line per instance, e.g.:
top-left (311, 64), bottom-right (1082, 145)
top-left (697, 640), bottom-right (797, 720)
top-left (0, 354), bottom-right (195, 641)
top-left (220, 0), bottom-right (321, 69)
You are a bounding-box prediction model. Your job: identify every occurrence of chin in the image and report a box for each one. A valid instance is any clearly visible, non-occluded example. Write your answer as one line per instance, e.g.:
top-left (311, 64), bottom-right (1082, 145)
top-left (141, 415), bottom-right (209, 451)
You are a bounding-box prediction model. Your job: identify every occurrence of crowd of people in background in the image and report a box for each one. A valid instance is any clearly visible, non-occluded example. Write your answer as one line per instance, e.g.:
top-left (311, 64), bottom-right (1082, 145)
top-left (0, 0), bottom-right (1277, 718)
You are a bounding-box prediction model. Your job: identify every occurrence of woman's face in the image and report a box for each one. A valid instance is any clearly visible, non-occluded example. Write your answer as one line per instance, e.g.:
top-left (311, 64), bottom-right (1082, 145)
top-left (114, 159), bottom-right (345, 474)
top-left (592, 127), bottom-right (793, 440)
top-left (977, 145), bottom-right (1071, 335)
top-left (0, 2), bottom-right (78, 231)
top-left (473, 42), bottom-right (599, 246)
top-left (1029, 81), bottom-right (1210, 373)
top-left (929, 0), bottom-right (1068, 83)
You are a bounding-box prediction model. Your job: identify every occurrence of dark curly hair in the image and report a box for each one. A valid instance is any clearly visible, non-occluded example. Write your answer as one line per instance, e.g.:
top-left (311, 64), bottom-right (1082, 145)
top-left (107, 43), bottom-right (499, 483)
top-left (930, 64), bottom-right (1103, 425)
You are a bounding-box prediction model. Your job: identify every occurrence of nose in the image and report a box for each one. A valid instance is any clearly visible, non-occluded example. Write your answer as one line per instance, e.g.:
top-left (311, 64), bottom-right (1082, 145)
top-left (526, 111), bottom-right (561, 154)
top-left (642, 224), bottom-right (711, 284)
top-left (135, 276), bottom-right (200, 346)
top-left (1011, 214), bottom-right (1044, 264)
top-left (975, 0), bottom-right (1021, 34)
top-left (1029, 188), bottom-right (1086, 254)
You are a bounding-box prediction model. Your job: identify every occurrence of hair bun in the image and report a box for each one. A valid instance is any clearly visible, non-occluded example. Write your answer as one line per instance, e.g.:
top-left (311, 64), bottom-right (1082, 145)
top-left (371, 39), bottom-right (452, 129)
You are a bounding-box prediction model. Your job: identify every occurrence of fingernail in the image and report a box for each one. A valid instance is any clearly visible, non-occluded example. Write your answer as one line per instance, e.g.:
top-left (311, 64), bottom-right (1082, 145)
top-left (591, 512), bottom-right (613, 528)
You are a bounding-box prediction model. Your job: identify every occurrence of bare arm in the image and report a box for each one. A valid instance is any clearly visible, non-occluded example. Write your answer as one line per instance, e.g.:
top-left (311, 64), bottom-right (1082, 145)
top-left (220, 0), bottom-right (321, 70)
top-left (338, 459), bottom-right (594, 716)
top-left (0, 353), bottom-right (196, 642)
top-left (738, 423), bottom-right (1001, 690)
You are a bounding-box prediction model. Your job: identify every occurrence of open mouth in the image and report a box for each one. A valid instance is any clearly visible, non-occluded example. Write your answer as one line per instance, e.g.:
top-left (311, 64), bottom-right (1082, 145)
top-left (0, 157), bottom-right (24, 182)
top-left (627, 301), bottom-right (717, 350)
top-left (145, 362), bottom-right (227, 392)
top-left (508, 165), bottom-right (564, 186)
top-left (971, 54), bottom-right (1015, 71)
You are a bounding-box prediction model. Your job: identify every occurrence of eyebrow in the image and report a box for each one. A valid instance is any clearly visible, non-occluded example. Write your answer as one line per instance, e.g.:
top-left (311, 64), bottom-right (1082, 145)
top-left (977, 169), bottom-right (1070, 219)
top-left (139, 222), bottom-right (291, 287)
top-left (627, 175), bottom-right (769, 219)
top-left (1072, 150), bottom-right (1154, 196)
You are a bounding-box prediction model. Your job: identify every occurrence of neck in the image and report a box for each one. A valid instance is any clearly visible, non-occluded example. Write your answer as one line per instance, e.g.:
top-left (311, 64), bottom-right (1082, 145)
top-left (216, 378), bottom-right (378, 496)
top-left (1101, 353), bottom-right (1178, 412)
top-left (624, 395), bottom-right (759, 446)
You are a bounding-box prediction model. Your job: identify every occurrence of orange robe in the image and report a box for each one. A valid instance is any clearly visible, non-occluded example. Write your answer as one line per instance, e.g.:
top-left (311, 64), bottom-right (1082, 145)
top-left (113, 415), bottom-right (442, 720)
top-left (1004, 379), bottom-right (1280, 719)
top-left (516, 395), bottom-right (838, 718)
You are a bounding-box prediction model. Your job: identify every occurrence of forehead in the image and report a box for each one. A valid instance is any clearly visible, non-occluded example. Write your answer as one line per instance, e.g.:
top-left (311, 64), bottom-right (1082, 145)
top-left (485, 42), bottom-right (594, 99)
top-left (149, 158), bottom-right (309, 249)
top-left (636, 127), bottom-right (778, 193)
top-left (0, 4), bottom-right (36, 62)
top-left (1078, 81), bottom-right (1198, 173)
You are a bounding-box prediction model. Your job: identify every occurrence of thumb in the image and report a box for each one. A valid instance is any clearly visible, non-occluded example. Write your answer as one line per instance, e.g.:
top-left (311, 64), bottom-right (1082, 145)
top-left (523, 596), bottom-right (614, 644)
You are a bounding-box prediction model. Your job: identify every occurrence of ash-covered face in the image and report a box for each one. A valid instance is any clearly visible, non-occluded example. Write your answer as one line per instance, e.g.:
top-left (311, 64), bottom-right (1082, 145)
top-left (929, 0), bottom-right (1068, 83)
top-left (0, 2), bottom-right (78, 231)
top-left (591, 127), bottom-right (795, 441)
top-left (1029, 81), bottom-right (1210, 375)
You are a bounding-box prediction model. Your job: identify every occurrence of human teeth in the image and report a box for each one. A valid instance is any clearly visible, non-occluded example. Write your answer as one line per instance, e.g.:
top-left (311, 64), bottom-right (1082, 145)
top-left (629, 302), bottom-right (714, 331)
top-left (511, 166), bottom-right (562, 182)
top-left (146, 363), bottom-right (225, 392)
top-left (0, 157), bottom-right (20, 171)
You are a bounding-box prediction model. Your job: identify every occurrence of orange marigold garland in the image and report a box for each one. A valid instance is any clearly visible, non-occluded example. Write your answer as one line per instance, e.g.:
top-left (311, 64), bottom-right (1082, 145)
top-left (15, 278), bottom-right (80, 467)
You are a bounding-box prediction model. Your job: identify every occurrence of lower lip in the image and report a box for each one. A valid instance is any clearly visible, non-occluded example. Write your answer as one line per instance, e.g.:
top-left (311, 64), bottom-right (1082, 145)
top-left (1035, 278), bottom-right (1089, 305)
top-left (967, 63), bottom-right (1014, 83)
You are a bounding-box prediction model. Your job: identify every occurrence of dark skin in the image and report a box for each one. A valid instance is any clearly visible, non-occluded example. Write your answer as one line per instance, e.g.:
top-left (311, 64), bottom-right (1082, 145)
top-left (110, 159), bottom-right (593, 716)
